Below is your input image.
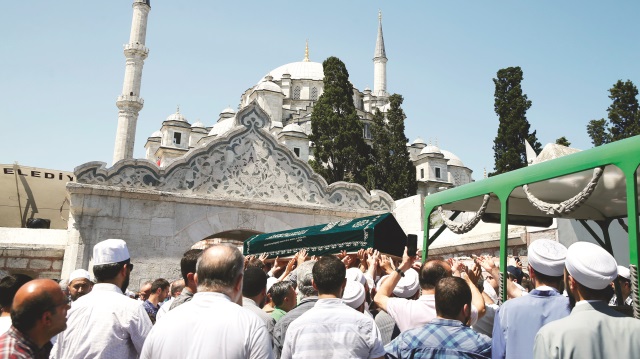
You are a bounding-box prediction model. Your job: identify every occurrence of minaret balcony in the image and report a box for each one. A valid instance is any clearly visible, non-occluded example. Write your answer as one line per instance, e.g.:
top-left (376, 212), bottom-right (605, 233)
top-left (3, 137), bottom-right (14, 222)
top-left (116, 95), bottom-right (144, 110)
top-left (124, 43), bottom-right (149, 57)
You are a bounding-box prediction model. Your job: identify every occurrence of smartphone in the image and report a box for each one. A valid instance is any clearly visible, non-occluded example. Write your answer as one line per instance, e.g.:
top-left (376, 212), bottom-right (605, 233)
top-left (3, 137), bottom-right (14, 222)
top-left (407, 234), bottom-right (418, 257)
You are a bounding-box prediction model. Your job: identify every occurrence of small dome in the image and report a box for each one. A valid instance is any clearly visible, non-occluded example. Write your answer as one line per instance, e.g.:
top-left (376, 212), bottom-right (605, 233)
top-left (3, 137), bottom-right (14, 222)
top-left (191, 120), bottom-right (205, 128)
top-left (221, 107), bottom-right (235, 115)
top-left (255, 80), bottom-right (283, 94)
top-left (149, 130), bottom-right (162, 138)
top-left (412, 137), bottom-right (426, 145)
top-left (420, 145), bottom-right (442, 155)
top-left (166, 108), bottom-right (187, 122)
top-left (282, 123), bottom-right (306, 134)
top-left (441, 149), bottom-right (465, 167)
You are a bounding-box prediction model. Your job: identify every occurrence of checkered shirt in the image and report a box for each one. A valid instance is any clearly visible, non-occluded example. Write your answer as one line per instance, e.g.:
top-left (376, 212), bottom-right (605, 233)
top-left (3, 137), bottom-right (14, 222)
top-left (385, 318), bottom-right (491, 359)
top-left (0, 326), bottom-right (51, 359)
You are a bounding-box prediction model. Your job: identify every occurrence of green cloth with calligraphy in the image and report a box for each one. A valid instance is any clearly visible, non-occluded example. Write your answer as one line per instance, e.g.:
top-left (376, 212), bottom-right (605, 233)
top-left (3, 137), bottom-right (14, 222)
top-left (243, 213), bottom-right (406, 258)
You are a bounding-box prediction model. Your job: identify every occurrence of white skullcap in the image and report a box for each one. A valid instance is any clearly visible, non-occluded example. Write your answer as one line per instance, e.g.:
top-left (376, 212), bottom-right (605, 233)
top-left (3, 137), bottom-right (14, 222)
top-left (346, 268), bottom-right (367, 286)
top-left (527, 239), bottom-right (567, 277)
top-left (376, 269), bottom-right (420, 298)
top-left (566, 242), bottom-right (617, 290)
top-left (69, 269), bottom-right (91, 282)
top-left (617, 265), bottom-right (631, 280)
top-left (92, 239), bottom-right (130, 266)
top-left (342, 281), bottom-right (365, 309)
top-left (266, 277), bottom-right (278, 293)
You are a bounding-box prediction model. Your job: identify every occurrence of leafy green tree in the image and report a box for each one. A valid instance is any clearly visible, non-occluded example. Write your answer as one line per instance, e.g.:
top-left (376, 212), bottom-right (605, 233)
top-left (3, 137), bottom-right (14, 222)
top-left (555, 136), bottom-right (571, 147)
top-left (367, 95), bottom-right (417, 198)
top-left (586, 80), bottom-right (639, 146)
top-left (309, 57), bottom-right (370, 185)
top-left (490, 66), bottom-right (541, 176)
top-left (607, 80), bottom-right (639, 141)
top-left (586, 119), bottom-right (610, 146)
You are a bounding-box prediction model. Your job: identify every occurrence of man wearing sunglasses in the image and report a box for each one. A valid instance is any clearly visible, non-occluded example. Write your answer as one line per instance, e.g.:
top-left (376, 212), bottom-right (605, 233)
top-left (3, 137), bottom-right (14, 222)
top-left (51, 239), bottom-right (152, 359)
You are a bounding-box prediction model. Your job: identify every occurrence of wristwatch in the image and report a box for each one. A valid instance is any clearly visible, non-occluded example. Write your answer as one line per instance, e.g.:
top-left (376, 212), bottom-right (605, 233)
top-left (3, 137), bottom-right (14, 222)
top-left (395, 268), bottom-right (405, 277)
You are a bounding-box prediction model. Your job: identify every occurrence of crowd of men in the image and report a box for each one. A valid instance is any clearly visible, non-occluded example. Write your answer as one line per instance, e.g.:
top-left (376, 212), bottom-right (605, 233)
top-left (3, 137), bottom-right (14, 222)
top-left (0, 236), bottom-right (639, 358)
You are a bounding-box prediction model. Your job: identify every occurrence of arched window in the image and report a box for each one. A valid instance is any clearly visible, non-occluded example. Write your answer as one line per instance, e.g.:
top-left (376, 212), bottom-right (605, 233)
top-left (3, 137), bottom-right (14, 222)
top-left (310, 87), bottom-right (318, 101)
top-left (293, 86), bottom-right (301, 100)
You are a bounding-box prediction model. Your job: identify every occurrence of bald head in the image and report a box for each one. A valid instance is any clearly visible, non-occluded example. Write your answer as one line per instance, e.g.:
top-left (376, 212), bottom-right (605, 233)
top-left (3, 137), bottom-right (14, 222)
top-left (196, 244), bottom-right (244, 293)
top-left (419, 260), bottom-right (452, 290)
top-left (11, 279), bottom-right (69, 339)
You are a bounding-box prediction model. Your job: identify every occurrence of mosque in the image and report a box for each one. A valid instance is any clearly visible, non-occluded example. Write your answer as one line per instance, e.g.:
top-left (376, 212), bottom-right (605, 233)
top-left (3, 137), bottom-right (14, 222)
top-left (126, 7), bottom-right (474, 198)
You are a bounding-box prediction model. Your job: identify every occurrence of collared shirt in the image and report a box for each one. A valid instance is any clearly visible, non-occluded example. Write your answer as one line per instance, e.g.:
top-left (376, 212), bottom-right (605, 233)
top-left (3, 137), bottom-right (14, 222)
top-left (142, 300), bottom-right (160, 324)
top-left (386, 294), bottom-right (479, 332)
top-left (281, 298), bottom-right (385, 359)
top-left (272, 296), bottom-right (317, 359)
top-left (608, 294), bottom-right (633, 306)
top-left (168, 287), bottom-right (193, 311)
top-left (140, 292), bottom-right (273, 359)
top-left (492, 287), bottom-right (569, 359)
top-left (271, 308), bottom-right (287, 322)
top-left (0, 326), bottom-right (52, 359)
top-left (50, 283), bottom-right (152, 359)
top-left (385, 318), bottom-right (492, 359)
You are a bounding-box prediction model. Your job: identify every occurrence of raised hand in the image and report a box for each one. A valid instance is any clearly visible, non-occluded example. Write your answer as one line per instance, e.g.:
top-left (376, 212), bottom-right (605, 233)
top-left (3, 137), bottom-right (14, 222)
top-left (296, 249), bottom-right (308, 267)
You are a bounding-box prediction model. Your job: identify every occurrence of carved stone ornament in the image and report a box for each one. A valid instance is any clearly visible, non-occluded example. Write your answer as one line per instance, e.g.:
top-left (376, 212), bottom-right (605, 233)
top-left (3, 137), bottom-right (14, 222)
top-left (75, 102), bottom-right (394, 212)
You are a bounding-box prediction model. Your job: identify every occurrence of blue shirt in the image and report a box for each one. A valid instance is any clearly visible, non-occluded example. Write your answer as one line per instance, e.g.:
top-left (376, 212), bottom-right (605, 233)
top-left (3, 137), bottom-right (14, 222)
top-left (142, 300), bottom-right (160, 324)
top-left (492, 288), bottom-right (570, 359)
top-left (385, 318), bottom-right (492, 359)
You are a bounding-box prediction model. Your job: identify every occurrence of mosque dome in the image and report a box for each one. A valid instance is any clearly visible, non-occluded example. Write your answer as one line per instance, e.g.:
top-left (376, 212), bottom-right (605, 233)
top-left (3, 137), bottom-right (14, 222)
top-left (441, 149), bottom-right (465, 167)
top-left (420, 145), bottom-right (442, 155)
top-left (191, 120), bottom-right (205, 128)
top-left (262, 61), bottom-right (324, 82)
top-left (165, 109), bottom-right (187, 122)
top-left (412, 137), bottom-right (426, 145)
top-left (282, 123), bottom-right (306, 134)
top-left (255, 79), bottom-right (283, 94)
top-left (149, 130), bottom-right (162, 138)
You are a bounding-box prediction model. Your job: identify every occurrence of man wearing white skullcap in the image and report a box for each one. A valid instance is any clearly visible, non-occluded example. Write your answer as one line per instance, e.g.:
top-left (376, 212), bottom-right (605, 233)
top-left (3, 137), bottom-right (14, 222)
top-left (51, 239), bottom-right (152, 359)
top-left (609, 265), bottom-right (633, 306)
top-left (67, 269), bottom-right (93, 302)
top-left (534, 241), bottom-right (640, 359)
top-left (492, 238), bottom-right (570, 359)
top-left (342, 281), bottom-right (366, 312)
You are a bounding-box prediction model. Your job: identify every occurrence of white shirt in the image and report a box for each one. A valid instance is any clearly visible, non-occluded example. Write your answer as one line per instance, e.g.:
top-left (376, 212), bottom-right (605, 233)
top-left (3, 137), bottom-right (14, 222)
top-left (0, 316), bottom-right (11, 334)
top-left (50, 283), bottom-right (152, 359)
top-left (282, 298), bottom-right (386, 359)
top-left (155, 297), bottom-right (174, 322)
top-left (140, 292), bottom-right (273, 359)
top-left (386, 294), bottom-right (478, 332)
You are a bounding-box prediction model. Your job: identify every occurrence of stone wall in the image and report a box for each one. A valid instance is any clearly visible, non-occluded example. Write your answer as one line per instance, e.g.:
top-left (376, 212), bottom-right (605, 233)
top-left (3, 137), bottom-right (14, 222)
top-left (0, 228), bottom-right (67, 279)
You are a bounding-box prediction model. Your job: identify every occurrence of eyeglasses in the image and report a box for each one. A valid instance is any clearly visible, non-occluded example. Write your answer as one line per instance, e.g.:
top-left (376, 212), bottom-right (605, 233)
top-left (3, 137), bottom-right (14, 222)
top-left (128, 263), bottom-right (134, 272)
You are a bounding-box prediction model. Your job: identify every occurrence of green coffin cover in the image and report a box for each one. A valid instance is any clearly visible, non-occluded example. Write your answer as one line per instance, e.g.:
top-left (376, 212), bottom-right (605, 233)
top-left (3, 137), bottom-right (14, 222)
top-left (243, 213), bottom-right (406, 258)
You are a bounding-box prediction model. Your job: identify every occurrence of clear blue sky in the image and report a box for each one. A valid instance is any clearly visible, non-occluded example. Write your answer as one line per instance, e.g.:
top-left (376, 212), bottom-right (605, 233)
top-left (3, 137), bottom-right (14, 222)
top-left (2, 1), bottom-right (639, 179)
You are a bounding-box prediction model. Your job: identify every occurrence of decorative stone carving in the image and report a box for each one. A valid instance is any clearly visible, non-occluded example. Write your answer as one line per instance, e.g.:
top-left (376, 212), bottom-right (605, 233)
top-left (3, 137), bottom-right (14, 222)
top-left (76, 102), bottom-right (394, 212)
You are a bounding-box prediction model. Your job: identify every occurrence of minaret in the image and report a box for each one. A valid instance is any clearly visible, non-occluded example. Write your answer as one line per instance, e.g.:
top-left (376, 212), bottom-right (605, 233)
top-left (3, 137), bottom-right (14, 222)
top-left (373, 10), bottom-right (388, 98)
top-left (113, 0), bottom-right (151, 164)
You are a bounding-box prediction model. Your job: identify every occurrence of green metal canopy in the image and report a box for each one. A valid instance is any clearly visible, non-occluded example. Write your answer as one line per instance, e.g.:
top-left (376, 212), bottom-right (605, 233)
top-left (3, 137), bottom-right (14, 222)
top-left (243, 213), bottom-right (406, 258)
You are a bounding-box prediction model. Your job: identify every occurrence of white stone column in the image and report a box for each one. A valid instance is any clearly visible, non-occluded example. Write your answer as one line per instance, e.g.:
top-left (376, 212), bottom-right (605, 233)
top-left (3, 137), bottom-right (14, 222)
top-left (113, 0), bottom-right (151, 164)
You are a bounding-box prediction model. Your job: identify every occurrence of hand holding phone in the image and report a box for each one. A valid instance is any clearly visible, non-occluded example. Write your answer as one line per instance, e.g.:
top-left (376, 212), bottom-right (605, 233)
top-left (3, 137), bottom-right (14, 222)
top-left (407, 234), bottom-right (418, 257)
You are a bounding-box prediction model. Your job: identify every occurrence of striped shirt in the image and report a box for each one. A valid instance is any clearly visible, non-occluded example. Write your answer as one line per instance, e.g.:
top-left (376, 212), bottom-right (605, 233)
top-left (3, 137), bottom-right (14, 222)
top-left (281, 298), bottom-right (385, 359)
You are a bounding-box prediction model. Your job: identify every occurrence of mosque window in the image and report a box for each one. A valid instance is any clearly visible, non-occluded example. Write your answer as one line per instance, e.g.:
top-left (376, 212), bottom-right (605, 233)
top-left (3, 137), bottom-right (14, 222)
top-left (311, 87), bottom-right (318, 101)
top-left (173, 132), bottom-right (182, 145)
top-left (363, 123), bottom-right (371, 139)
top-left (294, 147), bottom-right (301, 157)
top-left (293, 86), bottom-right (301, 100)
top-left (420, 168), bottom-right (424, 179)
top-left (435, 167), bottom-right (442, 179)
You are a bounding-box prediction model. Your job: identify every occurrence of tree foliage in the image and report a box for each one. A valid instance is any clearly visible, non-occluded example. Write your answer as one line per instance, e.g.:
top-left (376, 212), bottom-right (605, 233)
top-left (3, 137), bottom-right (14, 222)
top-left (367, 94), bottom-right (417, 199)
top-left (555, 136), bottom-right (571, 147)
top-left (586, 80), bottom-right (639, 146)
top-left (586, 119), bottom-right (610, 147)
top-left (490, 66), bottom-right (541, 176)
top-left (309, 57), bottom-right (370, 185)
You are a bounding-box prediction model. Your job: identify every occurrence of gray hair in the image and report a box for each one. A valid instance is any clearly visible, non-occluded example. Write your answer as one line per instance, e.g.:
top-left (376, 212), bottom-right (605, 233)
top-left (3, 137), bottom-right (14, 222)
top-left (296, 260), bottom-right (317, 297)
